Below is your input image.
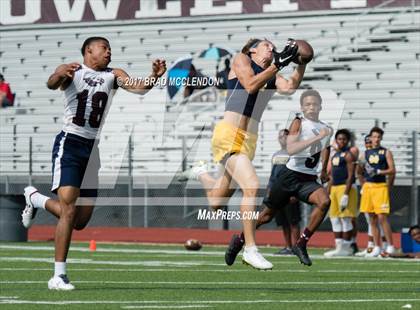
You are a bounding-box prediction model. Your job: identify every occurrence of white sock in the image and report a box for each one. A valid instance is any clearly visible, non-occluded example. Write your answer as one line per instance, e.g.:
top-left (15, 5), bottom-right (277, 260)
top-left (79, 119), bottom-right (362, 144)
top-left (382, 241), bottom-right (389, 251)
top-left (31, 192), bottom-right (49, 209)
top-left (367, 241), bottom-right (374, 248)
top-left (54, 262), bottom-right (66, 277)
top-left (244, 245), bottom-right (257, 252)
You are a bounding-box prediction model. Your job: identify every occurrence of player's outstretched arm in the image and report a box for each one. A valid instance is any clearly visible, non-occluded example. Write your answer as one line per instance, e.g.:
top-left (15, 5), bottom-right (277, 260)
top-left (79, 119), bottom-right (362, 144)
top-left (232, 53), bottom-right (278, 94)
top-left (275, 64), bottom-right (306, 95)
top-left (47, 63), bottom-right (80, 90)
top-left (113, 59), bottom-right (166, 95)
top-left (286, 118), bottom-right (330, 156)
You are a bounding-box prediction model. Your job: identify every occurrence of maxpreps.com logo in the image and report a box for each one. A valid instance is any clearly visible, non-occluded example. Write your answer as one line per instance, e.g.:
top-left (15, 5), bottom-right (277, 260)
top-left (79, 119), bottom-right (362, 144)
top-left (84, 77), bottom-right (105, 87)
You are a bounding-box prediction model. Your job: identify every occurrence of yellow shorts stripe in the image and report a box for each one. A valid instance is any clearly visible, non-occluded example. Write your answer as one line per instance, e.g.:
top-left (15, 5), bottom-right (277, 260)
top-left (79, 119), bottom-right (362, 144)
top-left (329, 184), bottom-right (358, 218)
top-left (211, 121), bottom-right (257, 163)
top-left (360, 182), bottom-right (390, 214)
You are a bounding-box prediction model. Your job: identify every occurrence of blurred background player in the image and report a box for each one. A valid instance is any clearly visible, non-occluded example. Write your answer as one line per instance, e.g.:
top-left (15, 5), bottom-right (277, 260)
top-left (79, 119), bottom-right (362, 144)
top-left (267, 129), bottom-right (301, 255)
top-left (21, 37), bottom-right (166, 290)
top-left (348, 131), bottom-right (360, 253)
top-left (225, 90), bottom-right (333, 267)
top-left (324, 129), bottom-right (358, 257)
top-left (358, 127), bottom-right (396, 257)
top-left (356, 135), bottom-right (385, 256)
top-left (179, 38), bottom-right (305, 270)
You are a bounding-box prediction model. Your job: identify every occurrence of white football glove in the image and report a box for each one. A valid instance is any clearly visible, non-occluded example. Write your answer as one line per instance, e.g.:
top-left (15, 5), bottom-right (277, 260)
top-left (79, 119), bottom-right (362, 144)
top-left (339, 194), bottom-right (349, 212)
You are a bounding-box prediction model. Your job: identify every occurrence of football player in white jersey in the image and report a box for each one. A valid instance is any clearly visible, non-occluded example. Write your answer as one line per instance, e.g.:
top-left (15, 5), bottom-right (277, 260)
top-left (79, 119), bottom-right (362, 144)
top-left (21, 37), bottom-right (166, 290)
top-left (225, 89), bottom-right (333, 267)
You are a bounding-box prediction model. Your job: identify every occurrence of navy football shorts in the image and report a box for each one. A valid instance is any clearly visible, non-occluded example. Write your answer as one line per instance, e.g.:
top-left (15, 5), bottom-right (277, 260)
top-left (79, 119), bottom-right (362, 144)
top-left (51, 131), bottom-right (100, 197)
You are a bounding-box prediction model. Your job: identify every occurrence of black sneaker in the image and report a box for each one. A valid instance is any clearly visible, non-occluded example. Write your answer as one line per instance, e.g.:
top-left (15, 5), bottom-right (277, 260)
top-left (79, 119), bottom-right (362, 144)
top-left (350, 242), bottom-right (359, 255)
top-left (291, 244), bottom-right (312, 266)
top-left (225, 234), bottom-right (244, 266)
top-left (274, 247), bottom-right (293, 255)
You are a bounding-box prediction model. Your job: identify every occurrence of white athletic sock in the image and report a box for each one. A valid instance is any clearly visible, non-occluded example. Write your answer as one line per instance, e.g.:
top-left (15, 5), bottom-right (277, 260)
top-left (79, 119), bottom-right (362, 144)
top-left (31, 192), bottom-right (49, 209)
top-left (382, 241), bottom-right (389, 251)
top-left (367, 241), bottom-right (374, 248)
top-left (244, 245), bottom-right (257, 252)
top-left (54, 262), bottom-right (66, 277)
top-left (335, 238), bottom-right (343, 248)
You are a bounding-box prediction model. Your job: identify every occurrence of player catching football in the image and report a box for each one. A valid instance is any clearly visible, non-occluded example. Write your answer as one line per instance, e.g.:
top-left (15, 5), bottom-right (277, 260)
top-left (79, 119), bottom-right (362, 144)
top-left (21, 37), bottom-right (166, 290)
top-left (178, 38), bottom-right (308, 270)
top-left (225, 89), bottom-right (334, 267)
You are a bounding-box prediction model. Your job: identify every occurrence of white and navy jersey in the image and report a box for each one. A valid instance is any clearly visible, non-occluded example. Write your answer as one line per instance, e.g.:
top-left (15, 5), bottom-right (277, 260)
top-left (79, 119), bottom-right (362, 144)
top-left (62, 64), bottom-right (116, 139)
top-left (286, 117), bottom-right (333, 175)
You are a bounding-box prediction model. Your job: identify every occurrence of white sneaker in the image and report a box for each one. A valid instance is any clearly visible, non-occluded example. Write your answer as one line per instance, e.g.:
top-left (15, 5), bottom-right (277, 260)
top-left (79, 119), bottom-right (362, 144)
top-left (355, 247), bottom-right (373, 257)
top-left (48, 275), bottom-right (75, 291)
top-left (324, 239), bottom-right (341, 257)
top-left (324, 248), bottom-right (338, 257)
top-left (177, 161), bottom-right (208, 181)
top-left (21, 186), bottom-right (38, 228)
top-left (365, 246), bottom-right (381, 258)
top-left (242, 246), bottom-right (273, 270)
top-left (333, 242), bottom-right (353, 257)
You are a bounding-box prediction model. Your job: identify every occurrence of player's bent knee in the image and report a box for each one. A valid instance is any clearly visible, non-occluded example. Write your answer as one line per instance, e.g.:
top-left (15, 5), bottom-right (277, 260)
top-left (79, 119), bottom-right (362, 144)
top-left (60, 204), bottom-right (77, 220)
top-left (318, 198), bottom-right (331, 211)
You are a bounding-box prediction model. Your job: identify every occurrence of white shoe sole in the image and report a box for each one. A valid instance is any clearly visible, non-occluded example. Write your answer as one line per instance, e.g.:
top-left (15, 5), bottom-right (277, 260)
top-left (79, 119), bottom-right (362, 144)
top-left (48, 280), bottom-right (75, 291)
top-left (241, 258), bottom-right (273, 270)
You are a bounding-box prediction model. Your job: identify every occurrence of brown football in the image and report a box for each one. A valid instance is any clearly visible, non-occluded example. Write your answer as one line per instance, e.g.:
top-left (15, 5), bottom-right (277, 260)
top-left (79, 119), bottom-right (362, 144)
top-left (184, 239), bottom-right (202, 251)
top-left (293, 40), bottom-right (314, 65)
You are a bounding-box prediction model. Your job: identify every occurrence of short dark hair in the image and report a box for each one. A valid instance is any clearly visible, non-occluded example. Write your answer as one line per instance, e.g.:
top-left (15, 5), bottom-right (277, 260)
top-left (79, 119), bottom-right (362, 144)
top-left (335, 128), bottom-right (351, 140)
top-left (81, 37), bottom-right (109, 56)
top-left (409, 225), bottom-right (420, 236)
top-left (369, 126), bottom-right (384, 137)
top-left (300, 89), bottom-right (322, 105)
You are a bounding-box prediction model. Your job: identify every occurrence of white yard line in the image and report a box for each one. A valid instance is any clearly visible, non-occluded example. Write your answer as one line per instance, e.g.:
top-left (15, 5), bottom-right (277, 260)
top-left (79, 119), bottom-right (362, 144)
top-left (1, 244), bottom-right (418, 263)
top-left (1, 267), bottom-right (419, 273)
top-left (0, 257), bottom-right (224, 267)
top-left (0, 297), bottom-right (18, 299)
top-left (1, 280), bottom-right (419, 285)
top-left (122, 306), bottom-right (212, 309)
top-left (1, 299), bottom-right (420, 305)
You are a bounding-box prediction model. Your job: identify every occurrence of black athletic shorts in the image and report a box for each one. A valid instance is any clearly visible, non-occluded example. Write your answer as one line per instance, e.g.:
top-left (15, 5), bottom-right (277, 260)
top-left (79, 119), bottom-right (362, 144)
top-left (266, 166), bottom-right (322, 207)
top-left (274, 199), bottom-right (301, 226)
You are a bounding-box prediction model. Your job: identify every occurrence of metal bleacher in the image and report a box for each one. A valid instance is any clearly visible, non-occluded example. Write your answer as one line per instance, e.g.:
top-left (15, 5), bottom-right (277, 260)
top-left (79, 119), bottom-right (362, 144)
top-left (0, 7), bottom-right (419, 180)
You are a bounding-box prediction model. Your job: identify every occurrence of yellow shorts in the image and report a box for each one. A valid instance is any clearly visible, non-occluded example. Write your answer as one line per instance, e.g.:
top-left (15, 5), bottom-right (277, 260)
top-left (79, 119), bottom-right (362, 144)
top-left (329, 184), bottom-right (358, 218)
top-left (360, 182), bottom-right (390, 214)
top-left (211, 121), bottom-right (257, 163)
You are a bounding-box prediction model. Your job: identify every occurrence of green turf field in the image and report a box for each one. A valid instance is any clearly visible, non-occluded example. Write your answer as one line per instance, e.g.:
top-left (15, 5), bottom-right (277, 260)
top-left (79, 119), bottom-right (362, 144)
top-left (0, 242), bottom-right (419, 309)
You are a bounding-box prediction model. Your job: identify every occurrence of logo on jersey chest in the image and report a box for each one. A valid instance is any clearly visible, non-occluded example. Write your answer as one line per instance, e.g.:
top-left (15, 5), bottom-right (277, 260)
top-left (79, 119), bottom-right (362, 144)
top-left (84, 76), bottom-right (105, 87)
top-left (332, 156), bottom-right (340, 166)
top-left (368, 154), bottom-right (380, 164)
